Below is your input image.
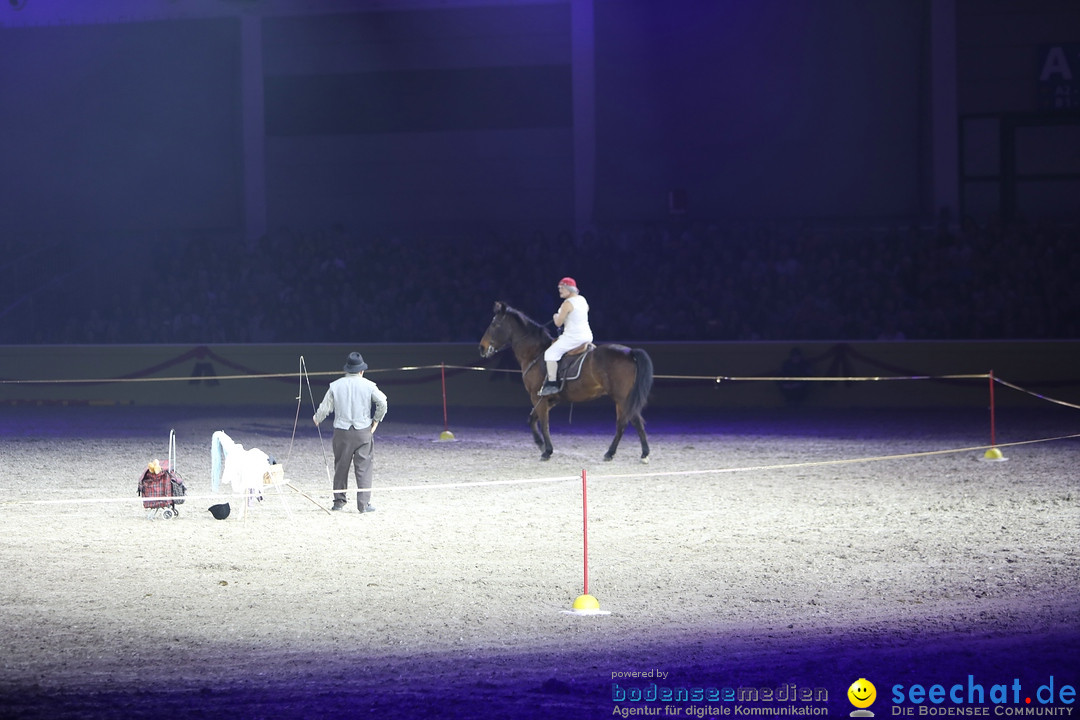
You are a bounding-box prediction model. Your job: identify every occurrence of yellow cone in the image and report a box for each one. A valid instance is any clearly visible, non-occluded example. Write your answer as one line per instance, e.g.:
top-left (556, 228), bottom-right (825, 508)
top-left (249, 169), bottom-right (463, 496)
top-left (573, 594), bottom-right (600, 611)
top-left (438, 430), bottom-right (456, 441)
top-left (983, 447), bottom-right (1004, 461)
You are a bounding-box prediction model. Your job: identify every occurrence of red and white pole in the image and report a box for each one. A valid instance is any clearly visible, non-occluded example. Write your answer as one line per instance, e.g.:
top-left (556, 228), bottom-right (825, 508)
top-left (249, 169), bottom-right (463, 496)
top-left (437, 362), bottom-right (455, 441)
top-left (582, 468), bottom-right (589, 596)
top-left (572, 468), bottom-right (601, 611)
top-left (983, 370), bottom-right (1005, 461)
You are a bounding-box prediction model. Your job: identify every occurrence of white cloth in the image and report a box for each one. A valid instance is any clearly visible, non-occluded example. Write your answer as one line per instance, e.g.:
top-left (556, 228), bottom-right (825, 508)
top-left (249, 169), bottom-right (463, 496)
top-left (211, 430), bottom-right (271, 494)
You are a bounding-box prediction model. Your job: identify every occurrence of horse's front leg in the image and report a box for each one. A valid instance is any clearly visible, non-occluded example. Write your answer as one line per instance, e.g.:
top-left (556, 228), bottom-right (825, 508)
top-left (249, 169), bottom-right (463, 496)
top-left (528, 410), bottom-right (545, 450)
top-left (533, 403), bottom-right (554, 460)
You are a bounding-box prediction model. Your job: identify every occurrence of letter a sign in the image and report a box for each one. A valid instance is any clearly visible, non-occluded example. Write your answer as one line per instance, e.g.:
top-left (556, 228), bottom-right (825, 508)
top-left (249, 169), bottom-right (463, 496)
top-left (1038, 44), bottom-right (1080, 110)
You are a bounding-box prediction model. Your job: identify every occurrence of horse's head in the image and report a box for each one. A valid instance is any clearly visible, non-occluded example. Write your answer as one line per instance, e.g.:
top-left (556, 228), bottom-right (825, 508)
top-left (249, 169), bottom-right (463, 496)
top-left (479, 301), bottom-right (512, 358)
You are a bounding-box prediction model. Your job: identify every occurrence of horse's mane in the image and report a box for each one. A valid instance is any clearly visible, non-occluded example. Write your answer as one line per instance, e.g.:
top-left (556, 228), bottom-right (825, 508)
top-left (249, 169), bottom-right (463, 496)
top-left (502, 304), bottom-right (553, 341)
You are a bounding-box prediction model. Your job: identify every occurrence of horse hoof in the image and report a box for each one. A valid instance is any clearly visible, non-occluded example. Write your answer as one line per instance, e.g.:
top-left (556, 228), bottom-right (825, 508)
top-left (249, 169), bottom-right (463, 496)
top-left (640, 456), bottom-right (650, 465)
top-left (540, 454), bottom-right (552, 461)
top-left (603, 454), bottom-right (614, 462)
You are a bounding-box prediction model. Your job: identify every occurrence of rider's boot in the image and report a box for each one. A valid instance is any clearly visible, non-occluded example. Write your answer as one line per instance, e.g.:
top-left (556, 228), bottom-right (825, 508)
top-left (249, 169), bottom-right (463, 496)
top-left (538, 379), bottom-right (560, 396)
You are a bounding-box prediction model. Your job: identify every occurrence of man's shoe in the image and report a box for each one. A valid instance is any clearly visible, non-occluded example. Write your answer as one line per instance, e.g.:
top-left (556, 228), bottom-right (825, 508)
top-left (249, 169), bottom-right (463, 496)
top-left (331, 501), bottom-right (346, 511)
top-left (358, 504), bottom-right (376, 514)
top-left (538, 380), bottom-right (560, 396)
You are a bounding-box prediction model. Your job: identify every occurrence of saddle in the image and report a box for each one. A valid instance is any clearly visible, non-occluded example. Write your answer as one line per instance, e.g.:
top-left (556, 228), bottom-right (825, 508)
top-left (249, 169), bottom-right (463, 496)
top-left (556, 343), bottom-right (595, 384)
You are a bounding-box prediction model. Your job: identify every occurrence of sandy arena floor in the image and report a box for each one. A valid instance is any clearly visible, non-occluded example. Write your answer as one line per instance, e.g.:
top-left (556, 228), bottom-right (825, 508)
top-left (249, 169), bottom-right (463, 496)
top-left (1, 403), bottom-right (1078, 719)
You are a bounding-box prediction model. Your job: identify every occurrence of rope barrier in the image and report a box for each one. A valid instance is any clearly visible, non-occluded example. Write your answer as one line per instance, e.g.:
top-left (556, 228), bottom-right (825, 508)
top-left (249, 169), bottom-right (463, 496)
top-left (994, 376), bottom-right (1080, 411)
top-left (707, 373), bottom-right (990, 382)
top-left (3, 431), bottom-right (1078, 510)
top-left (3, 357), bottom-right (1077, 495)
top-left (0, 366), bottom-right (998, 386)
top-left (2, 358), bottom-right (1075, 425)
top-left (0, 365), bottom-right (460, 385)
top-left (3, 360), bottom-right (1075, 440)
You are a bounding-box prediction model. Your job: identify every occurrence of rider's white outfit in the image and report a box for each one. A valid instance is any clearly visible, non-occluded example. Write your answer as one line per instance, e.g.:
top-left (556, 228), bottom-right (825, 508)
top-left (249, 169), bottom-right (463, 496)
top-left (544, 294), bottom-right (592, 362)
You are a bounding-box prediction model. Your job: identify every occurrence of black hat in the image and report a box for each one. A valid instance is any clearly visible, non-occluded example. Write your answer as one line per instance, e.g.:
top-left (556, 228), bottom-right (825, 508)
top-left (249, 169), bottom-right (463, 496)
top-left (344, 352), bottom-right (368, 373)
top-left (208, 503), bottom-right (231, 520)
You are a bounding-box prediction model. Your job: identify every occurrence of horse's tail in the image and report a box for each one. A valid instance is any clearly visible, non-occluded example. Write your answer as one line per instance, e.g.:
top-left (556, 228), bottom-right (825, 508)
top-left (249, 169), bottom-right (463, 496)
top-left (627, 348), bottom-right (654, 420)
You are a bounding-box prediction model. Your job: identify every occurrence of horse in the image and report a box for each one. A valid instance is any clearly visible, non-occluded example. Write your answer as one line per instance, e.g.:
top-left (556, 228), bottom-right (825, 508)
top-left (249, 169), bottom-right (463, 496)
top-left (479, 301), bottom-right (653, 462)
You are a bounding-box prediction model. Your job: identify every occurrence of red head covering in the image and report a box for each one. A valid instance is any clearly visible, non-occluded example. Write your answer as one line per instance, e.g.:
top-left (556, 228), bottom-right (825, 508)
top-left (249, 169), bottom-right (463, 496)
top-left (558, 277), bottom-right (577, 289)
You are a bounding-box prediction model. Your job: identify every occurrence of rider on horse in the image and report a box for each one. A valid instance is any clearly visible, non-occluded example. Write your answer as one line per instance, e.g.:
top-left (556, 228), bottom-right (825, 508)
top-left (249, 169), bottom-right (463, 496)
top-left (539, 277), bottom-right (593, 396)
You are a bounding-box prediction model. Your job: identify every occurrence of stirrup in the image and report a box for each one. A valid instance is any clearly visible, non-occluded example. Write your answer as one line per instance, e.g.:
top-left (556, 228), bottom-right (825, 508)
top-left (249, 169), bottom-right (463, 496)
top-left (538, 380), bottom-right (560, 396)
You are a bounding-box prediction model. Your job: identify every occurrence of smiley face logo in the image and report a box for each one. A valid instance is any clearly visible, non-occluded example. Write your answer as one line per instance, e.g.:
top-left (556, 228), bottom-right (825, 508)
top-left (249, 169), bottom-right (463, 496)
top-left (848, 678), bottom-right (877, 709)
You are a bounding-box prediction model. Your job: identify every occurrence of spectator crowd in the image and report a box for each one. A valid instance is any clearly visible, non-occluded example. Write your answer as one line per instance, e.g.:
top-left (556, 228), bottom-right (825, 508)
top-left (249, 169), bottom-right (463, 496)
top-left (2, 216), bottom-right (1077, 345)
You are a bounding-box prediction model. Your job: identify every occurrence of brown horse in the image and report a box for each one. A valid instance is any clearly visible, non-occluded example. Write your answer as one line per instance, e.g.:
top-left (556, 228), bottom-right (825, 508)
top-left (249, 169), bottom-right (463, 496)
top-left (479, 301), bottom-right (653, 462)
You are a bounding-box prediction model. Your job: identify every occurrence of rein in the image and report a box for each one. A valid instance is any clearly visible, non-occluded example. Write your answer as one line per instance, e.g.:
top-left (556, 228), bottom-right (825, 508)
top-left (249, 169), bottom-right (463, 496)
top-left (522, 355), bottom-right (541, 377)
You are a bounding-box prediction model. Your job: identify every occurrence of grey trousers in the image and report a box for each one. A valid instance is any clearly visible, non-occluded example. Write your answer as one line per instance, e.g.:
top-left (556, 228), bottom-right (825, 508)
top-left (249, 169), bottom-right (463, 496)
top-left (331, 426), bottom-right (374, 508)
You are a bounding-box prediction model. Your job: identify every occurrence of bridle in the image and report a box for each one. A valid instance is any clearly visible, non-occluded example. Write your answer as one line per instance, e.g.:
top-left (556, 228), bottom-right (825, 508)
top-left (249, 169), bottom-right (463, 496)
top-left (481, 314), bottom-right (512, 358)
top-left (483, 312), bottom-right (544, 377)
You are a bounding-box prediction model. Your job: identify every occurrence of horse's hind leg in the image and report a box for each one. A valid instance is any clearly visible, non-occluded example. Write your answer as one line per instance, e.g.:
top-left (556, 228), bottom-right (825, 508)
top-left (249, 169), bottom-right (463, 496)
top-left (606, 407), bottom-right (649, 463)
top-left (604, 418), bottom-right (627, 462)
top-left (632, 415), bottom-right (650, 463)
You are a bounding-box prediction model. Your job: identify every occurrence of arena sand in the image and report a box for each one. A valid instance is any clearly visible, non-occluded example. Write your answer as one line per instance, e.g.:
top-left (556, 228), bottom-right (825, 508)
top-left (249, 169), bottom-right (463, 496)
top-left (0, 403), bottom-right (1078, 718)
